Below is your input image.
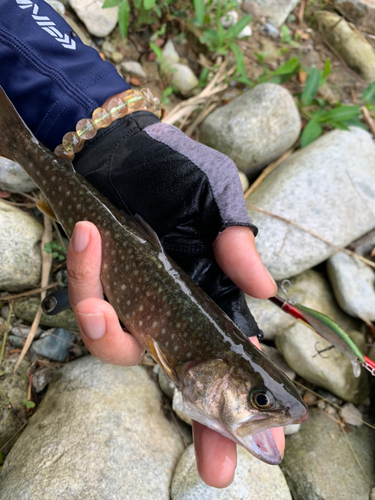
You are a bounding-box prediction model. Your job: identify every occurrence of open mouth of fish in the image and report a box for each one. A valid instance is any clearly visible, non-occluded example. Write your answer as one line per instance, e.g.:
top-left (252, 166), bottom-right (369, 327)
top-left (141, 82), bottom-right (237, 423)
top-left (234, 416), bottom-right (281, 464)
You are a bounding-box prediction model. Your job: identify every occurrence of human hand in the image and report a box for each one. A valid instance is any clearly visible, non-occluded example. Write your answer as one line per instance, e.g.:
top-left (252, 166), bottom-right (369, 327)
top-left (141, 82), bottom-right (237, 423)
top-left (67, 221), bottom-right (284, 488)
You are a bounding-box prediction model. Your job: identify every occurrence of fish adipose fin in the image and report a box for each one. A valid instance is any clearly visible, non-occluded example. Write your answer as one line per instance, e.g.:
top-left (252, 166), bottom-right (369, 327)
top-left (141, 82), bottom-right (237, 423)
top-left (37, 196), bottom-right (58, 221)
top-left (0, 86), bottom-right (34, 161)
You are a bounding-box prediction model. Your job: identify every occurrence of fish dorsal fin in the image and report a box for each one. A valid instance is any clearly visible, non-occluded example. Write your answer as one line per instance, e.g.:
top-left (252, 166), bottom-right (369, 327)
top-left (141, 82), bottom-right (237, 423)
top-left (129, 213), bottom-right (163, 251)
top-left (147, 338), bottom-right (179, 386)
top-left (37, 196), bottom-right (58, 221)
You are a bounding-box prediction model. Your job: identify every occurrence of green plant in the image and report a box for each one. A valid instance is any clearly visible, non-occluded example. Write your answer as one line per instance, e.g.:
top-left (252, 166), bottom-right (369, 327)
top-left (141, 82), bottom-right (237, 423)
top-left (44, 242), bottom-right (66, 262)
top-left (22, 398), bottom-right (36, 409)
top-left (199, 15), bottom-right (252, 54)
top-left (256, 56), bottom-right (301, 85)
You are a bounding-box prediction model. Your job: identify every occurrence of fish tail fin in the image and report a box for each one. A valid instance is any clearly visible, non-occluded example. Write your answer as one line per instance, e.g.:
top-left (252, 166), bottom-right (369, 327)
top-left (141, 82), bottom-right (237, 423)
top-left (0, 86), bottom-right (33, 161)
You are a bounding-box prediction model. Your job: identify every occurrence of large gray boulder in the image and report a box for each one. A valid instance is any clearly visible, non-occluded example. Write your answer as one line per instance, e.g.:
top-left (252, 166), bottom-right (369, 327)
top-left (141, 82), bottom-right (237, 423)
top-left (335, 0), bottom-right (375, 36)
top-left (199, 83), bottom-right (301, 175)
top-left (247, 127), bottom-right (375, 280)
top-left (171, 444), bottom-right (292, 500)
top-left (281, 409), bottom-right (375, 500)
top-left (69, 0), bottom-right (118, 37)
top-left (0, 200), bottom-right (42, 292)
top-left (251, 0), bottom-right (299, 26)
top-left (0, 158), bottom-right (36, 193)
top-left (0, 356), bottom-right (185, 500)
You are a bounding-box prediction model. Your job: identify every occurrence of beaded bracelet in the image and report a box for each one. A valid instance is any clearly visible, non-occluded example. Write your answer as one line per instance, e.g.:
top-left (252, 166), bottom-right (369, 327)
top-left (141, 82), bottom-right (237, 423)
top-left (54, 88), bottom-right (161, 160)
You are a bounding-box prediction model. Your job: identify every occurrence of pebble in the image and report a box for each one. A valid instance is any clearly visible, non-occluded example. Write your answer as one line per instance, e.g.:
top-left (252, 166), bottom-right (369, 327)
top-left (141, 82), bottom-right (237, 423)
top-left (0, 357), bottom-right (185, 500)
top-left (171, 444), bottom-right (293, 500)
top-left (251, 0), bottom-right (299, 27)
top-left (13, 297), bottom-right (78, 332)
top-left (31, 327), bottom-right (76, 361)
top-left (162, 62), bottom-right (199, 96)
top-left (31, 366), bottom-right (57, 393)
top-left (280, 409), bottom-right (375, 500)
top-left (327, 252), bottom-right (375, 321)
top-left (162, 40), bottom-right (180, 64)
top-left (303, 392), bottom-right (318, 405)
top-left (339, 402), bottom-right (363, 426)
top-left (0, 158), bottom-right (36, 193)
top-left (0, 200), bottom-right (43, 292)
top-left (220, 10), bottom-right (238, 28)
top-left (200, 83), bottom-right (301, 175)
top-left (237, 25), bottom-right (252, 38)
top-left (110, 51), bottom-right (123, 64)
top-left (242, 1), bottom-right (262, 18)
top-left (11, 325), bottom-right (43, 339)
top-left (284, 423), bottom-right (301, 435)
top-left (335, 0), bottom-right (375, 35)
top-left (69, 0), bottom-right (118, 37)
top-left (121, 61), bottom-right (147, 78)
top-left (8, 335), bottom-right (24, 349)
top-left (158, 367), bottom-right (175, 399)
top-left (45, 0), bottom-right (65, 15)
top-left (172, 389), bottom-right (192, 425)
top-left (247, 127), bottom-right (375, 280)
top-left (262, 21), bottom-right (281, 37)
top-left (239, 171), bottom-right (249, 192)
top-left (316, 11), bottom-right (375, 83)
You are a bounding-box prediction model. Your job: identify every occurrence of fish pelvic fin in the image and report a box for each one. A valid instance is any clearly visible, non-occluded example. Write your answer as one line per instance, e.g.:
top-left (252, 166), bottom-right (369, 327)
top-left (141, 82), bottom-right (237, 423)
top-left (147, 338), bottom-right (179, 386)
top-left (37, 196), bottom-right (58, 221)
top-left (0, 86), bottom-right (34, 161)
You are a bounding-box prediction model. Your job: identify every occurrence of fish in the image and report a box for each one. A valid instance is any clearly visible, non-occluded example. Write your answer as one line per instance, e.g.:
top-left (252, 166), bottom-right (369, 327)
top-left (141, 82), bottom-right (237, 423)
top-left (0, 86), bottom-right (308, 465)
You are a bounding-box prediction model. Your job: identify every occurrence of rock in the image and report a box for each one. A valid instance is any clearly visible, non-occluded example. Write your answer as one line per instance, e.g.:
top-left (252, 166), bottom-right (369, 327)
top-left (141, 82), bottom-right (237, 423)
top-left (246, 295), bottom-right (295, 340)
top-left (162, 62), bottom-right (199, 96)
top-left (171, 444), bottom-right (292, 500)
top-left (260, 37), bottom-right (279, 64)
top-left (68, 0), bottom-right (118, 37)
top-left (0, 200), bottom-right (42, 292)
top-left (162, 40), bottom-right (180, 64)
top-left (0, 358), bottom-right (30, 450)
top-left (200, 83), bottom-right (300, 175)
top-left (32, 366), bottom-right (57, 393)
top-left (247, 127), bottom-right (375, 280)
top-left (45, 0), bottom-right (65, 15)
top-left (327, 252), bottom-right (375, 321)
top-left (284, 423), bottom-right (300, 435)
top-left (8, 335), bottom-right (24, 348)
top-left (239, 171), bottom-right (249, 192)
top-left (11, 325), bottom-right (43, 339)
top-left (220, 10), bottom-right (238, 28)
top-left (260, 344), bottom-right (296, 379)
top-left (110, 51), bottom-right (123, 64)
top-left (316, 11), bottom-right (375, 83)
top-left (339, 402), bottom-right (363, 426)
top-left (335, 0), bottom-right (375, 35)
top-left (62, 14), bottom-right (91, 46)
top-left (0, 357), bottom-right (185, 500)
top-left (31, 327), bottom-right (76, 361)
top-left (251, 0), bottom-right (299, 27)
top-left (281, 409), bottom-right (375, 500)
top-left (262, 21), bottom-right (280, 37)
top-left (242, 1), bottom-right (262, 18)
top-left (0, 158), bottom-right (36, 193)
top-left (13, 297), bottom-right (78, 331)
top-left (172, 389), bottom-right (192, 425)
top-left (158, 367), bottom-right (175, 399)
top-left (121, 61), bottom-right (147, 78)
top-left (237, 25), bottom-right (252, 38)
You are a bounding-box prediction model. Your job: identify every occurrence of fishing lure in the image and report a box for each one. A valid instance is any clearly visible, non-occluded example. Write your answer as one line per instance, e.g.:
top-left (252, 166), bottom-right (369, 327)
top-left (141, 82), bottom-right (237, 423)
top-left (269, 283), bottom-right (375, 378)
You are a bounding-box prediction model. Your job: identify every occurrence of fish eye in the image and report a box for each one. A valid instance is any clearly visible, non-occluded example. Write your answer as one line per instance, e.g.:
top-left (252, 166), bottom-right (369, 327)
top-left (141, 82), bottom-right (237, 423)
top-left (249, 388), bottom-right (275, 410)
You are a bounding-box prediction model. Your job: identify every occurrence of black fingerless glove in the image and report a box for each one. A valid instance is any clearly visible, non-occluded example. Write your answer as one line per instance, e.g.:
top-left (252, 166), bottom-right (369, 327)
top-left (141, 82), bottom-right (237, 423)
top-left (73, 111), bottom-right (263, 338)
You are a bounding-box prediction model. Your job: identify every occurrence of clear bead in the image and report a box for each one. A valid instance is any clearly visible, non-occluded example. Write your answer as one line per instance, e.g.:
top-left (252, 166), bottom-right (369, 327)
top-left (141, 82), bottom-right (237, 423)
top-left (92, 107), bottom-right (112, 129)
top-left (141, 88), bottom-right (155, 101)
top-left (76, 118), bottom-right (97, 140)
top-left (62, 131), bottom-right (84, 153)
top-left (108, 96), bottom-right (128, 120)
top-left (54, 144), bottom-right (74, 160)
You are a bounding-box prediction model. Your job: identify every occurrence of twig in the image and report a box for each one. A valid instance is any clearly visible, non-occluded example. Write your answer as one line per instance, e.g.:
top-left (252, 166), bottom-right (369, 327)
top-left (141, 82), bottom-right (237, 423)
top-left (1, 283), bottom-right (58, 302)
top-left (246, 203), bottom-right (375, 269)
top-left (14, 215), bottom-right (53, 372)
top-left (13, 192), bottom-right (39, 202)
top-left (298, 0), bottom-right (307, 24)
top-left (52, 220), bottom-right (67, 250)
top-left (184, 101), bottom-right (218, 137)
top-left (243, 149), bottom-right (293, 199)
top-left (361, 106), bottom-right (375, 137)
top-left (0, 200), bottom-right (36, 209)
top-left (0, 305), bottom-right (12, 372)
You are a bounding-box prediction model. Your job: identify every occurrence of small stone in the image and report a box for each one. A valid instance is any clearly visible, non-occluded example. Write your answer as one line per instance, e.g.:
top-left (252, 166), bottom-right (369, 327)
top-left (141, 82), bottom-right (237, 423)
top-left (162, 62), bottom-right (199, 96)
top-left (252, 0), bottom-right (299, 27)
top-left (220, 10), bottom-right (238, 28)
top-left (32, 366), bottom-right (56, 393)
top-left (339, 403), bottom-right (363, 426)
top-left (237, 25), bottom-right (252, 38)
top-left (111, 51), bottom-right (124, 64)
top-left (317, 401), bottom-right (326, 409)
top-left (162, 40), bottom-right (180, 64)
top-left (121, 61), bottom-right (147, 78)
top-left (0, 157), bottom-right (36, 193)
top-left (68, 0), bottom-right (118, 37)
top-left (303, 392), bottom-right (318, 405)
top-left (11, 325), bottom-right (43, 339)
top-left (325, 405), bottom-right (337, 416)
top-left (101, 41), bottom-right (115, 53)
top-left (242, 1), bottom-right (262, 18)
top-left (172, 389), bottom-right (192, 425)
top-left (239, 171), bottom-right (249, 192)
top-left (8, 335), bottom-right (24, 349)
top-left (31, 327), bottom-right (76, 361)
top-left (158, 368), bottom-right (175, 400)
top-left (262, 21), bottom-right (280, 37)
top-left (284, 423), bottom-right (301, 435)
top-left (45, 0), bottom-right (65, 15)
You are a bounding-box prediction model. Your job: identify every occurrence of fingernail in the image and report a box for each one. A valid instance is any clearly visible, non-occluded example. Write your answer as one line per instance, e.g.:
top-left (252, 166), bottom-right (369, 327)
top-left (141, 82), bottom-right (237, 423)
top-left (72, 223), bottom-right (90, 253)
top-left (265, 268), bottom-right (277, 291)
top-left (76, 312), bottom-right (106, 339)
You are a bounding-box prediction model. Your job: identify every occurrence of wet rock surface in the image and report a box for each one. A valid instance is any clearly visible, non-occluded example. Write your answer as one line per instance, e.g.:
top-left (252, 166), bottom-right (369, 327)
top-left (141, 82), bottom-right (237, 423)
top-left (0, 158), bottom-right (36, 193)
top-left (0, 356), bottom-right (185, 500)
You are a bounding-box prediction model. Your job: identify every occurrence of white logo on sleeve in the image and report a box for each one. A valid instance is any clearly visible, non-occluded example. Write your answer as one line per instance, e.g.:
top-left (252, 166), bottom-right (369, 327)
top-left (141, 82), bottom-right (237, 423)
top-left (15, 0), bottom-right (76, 50)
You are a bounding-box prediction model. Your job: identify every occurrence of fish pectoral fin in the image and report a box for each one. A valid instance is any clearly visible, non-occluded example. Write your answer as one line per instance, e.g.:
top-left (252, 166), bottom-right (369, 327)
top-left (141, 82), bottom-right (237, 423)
top-left (147, 338), bottom-right (179, 386)
top-left (37, 196), bottom-right (58, 221)
top-left (129, 214), bottom-right (163, 252)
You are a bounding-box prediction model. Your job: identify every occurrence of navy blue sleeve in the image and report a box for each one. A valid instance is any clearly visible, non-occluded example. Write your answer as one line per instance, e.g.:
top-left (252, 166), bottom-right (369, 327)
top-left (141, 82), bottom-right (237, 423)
top-left (0, 0), bottom-right (130, 150)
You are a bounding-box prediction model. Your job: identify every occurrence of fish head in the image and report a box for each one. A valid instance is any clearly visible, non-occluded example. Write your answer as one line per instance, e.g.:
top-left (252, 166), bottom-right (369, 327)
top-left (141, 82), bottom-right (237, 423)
top-left (179, 350), bottom-right (308, 464)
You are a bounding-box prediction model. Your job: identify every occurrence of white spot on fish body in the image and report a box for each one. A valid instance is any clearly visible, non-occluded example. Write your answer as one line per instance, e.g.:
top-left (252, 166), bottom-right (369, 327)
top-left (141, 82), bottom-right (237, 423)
top-left (139, 320), bottom-right (143, 326)
top-left (161, 328), bottom-right (166, 334)
top-left (174, 345), bottom-right (178, 351)
top-left (103, 264), bottom-right (108, 270)
top-left (139, 305), bottom-right (144, 311)
top-left (121, 284), bottom-right (126, 291)
top-left (152, 321), bottom-right (158, 328)
top-left (127, 300), bottom-right (131, 305)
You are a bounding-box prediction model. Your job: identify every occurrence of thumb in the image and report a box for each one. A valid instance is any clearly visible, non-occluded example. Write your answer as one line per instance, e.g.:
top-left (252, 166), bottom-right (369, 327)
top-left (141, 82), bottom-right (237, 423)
top-left (212, 226), bottom-right (277, 299)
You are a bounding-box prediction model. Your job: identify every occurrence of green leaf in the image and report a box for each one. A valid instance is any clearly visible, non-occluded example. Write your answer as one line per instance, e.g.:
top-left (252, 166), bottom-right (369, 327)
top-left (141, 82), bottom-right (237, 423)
top-left (326, 119), bottom-right (349, 130)
top-left (362, 82), bottom-right (375, 104)
top-left (281, 25), bottom-right (292, 44)
top-left (300, 119), bottom-right (323, 148)
top-left (301, 67), bottom-right (320, 106)
top-left (143, 0), bottom-right (156, 10)
top-left (226, 15), bottom-right (252, 40)
top-left (102, 0), bottom-right (122, 7)
top-left (150, 42), bottom-right (163, 60)
top-left (193, 0), bottom-right (205, 26)
top-left (319, 105), bottom-right (360, 123)
top-left (322, 58), bottom-right (331, 80)
top-left (22, 398), bottom-right (36, 409)
top-left (343, 117), bottom-right (367, 130)
top-left (230, 43), bottom-right (246, 78)
top-left (272, 57), bottom-right (300, 76)
top-left (133, 0), bottom-right (141, 8)
top-left (118, 0), bottom-right (130, 38)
